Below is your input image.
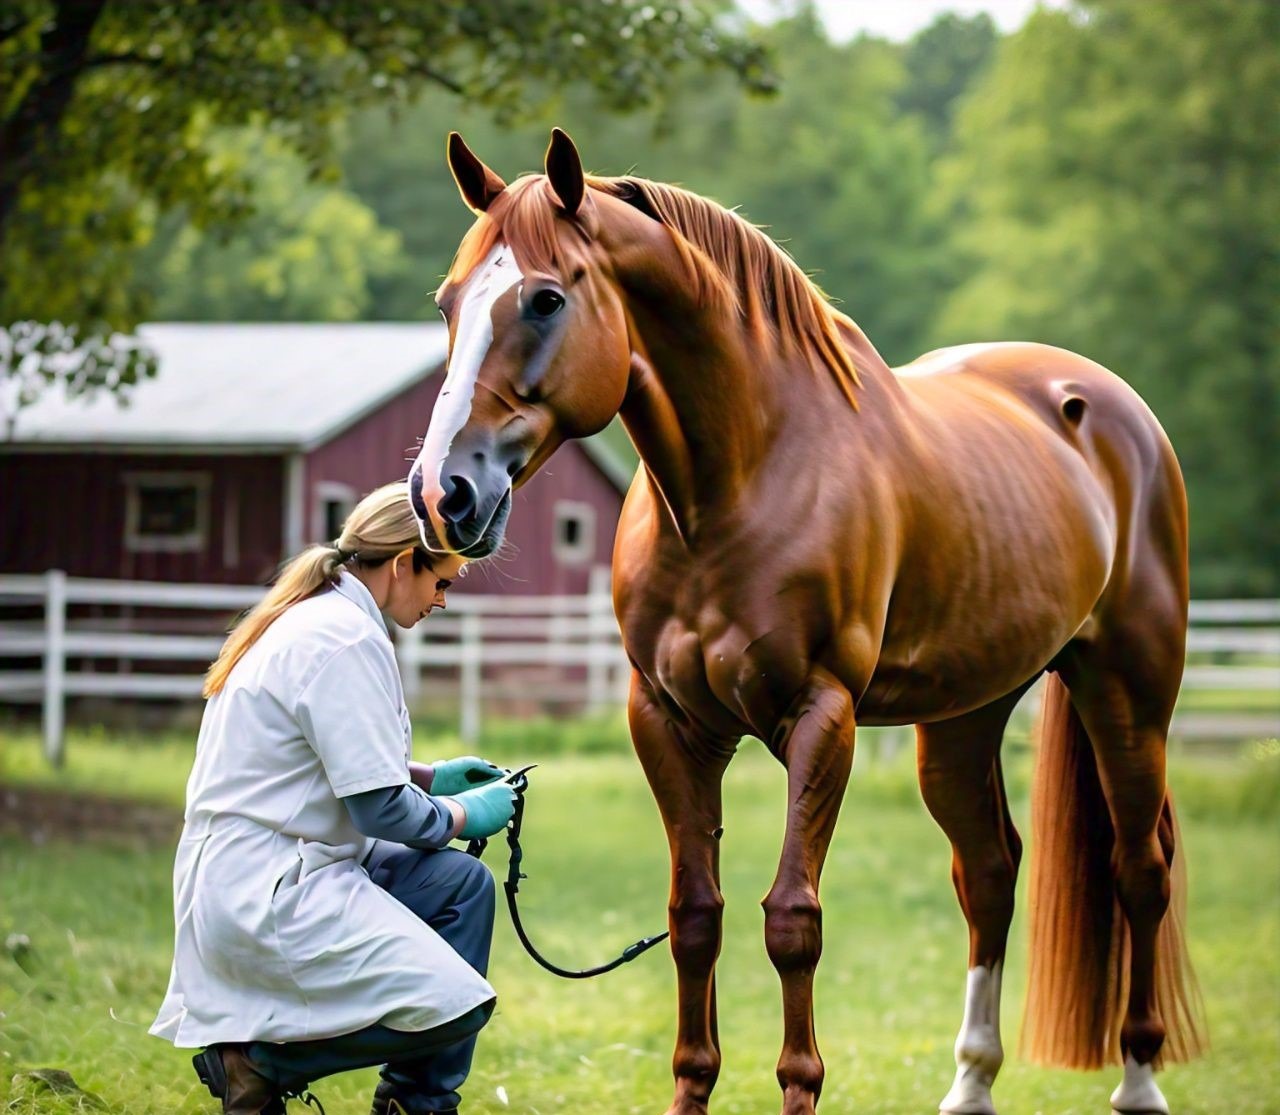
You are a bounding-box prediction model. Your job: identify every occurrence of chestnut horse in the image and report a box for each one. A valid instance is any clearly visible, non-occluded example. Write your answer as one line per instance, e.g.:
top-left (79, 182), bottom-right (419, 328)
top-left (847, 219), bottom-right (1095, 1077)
top-left (409, 130), bottom-right (1206, 1115)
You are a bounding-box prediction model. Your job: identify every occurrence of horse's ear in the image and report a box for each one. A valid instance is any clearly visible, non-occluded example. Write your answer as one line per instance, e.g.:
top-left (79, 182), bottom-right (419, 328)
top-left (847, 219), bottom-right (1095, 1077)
top-left (544, 127), bottom-right (585, 216)
top-left (447, 132), bottom-right (506, 214)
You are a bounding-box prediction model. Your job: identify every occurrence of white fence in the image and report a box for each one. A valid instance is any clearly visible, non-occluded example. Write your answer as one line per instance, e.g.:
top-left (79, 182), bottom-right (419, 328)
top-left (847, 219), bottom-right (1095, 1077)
top-left (395, 566), bottom-right (628, 742)
top-left (0, 568), bottom-right (628, 763)
top-left (0, 570), bottom-right (1275, 766)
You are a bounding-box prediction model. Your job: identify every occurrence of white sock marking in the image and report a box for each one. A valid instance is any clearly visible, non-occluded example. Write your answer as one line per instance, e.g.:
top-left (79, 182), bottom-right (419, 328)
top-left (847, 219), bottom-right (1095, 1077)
top-left (939, 962), bottom-right (1003, 1115)
top-left (1110, 1055), bottom-right (1169, 1114)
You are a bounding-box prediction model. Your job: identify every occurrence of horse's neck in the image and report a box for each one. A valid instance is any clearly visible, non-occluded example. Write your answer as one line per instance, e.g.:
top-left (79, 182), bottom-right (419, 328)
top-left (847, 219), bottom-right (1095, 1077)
top-left (618, 298), bottom-right (773, 542)
top-left (618, 297), bottom-right (901, 546)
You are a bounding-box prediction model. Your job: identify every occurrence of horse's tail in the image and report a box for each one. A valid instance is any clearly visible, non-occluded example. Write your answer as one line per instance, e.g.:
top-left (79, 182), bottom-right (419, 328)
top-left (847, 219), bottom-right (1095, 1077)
top-left (1021, 671), bottom-right (1207, 1069)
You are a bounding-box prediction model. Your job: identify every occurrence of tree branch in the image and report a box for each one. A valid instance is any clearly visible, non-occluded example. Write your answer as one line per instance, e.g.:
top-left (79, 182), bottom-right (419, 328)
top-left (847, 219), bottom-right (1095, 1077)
top-left (81, 49), bottom-right (166, 72)
top-left (0, 0), bottom-right (108, 248)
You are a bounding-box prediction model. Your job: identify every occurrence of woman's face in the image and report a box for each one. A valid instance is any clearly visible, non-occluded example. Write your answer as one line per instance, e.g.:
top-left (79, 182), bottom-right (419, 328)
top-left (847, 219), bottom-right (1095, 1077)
top-left (384, 550), bottom-right (468, 629)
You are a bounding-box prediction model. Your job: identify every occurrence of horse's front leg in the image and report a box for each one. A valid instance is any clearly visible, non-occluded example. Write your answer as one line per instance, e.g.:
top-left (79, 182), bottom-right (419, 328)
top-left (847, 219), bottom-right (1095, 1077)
top-left (629, 673), bottom-right (735, 1115)
top-left (763, 669), bottom-right (855, 1115)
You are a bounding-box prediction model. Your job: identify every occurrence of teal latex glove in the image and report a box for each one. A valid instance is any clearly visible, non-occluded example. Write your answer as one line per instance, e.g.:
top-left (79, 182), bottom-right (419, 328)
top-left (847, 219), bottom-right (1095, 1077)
top-left (449, 781), bottom-right (517, 840)
top-left (429, 756), bottom-right (505, 796)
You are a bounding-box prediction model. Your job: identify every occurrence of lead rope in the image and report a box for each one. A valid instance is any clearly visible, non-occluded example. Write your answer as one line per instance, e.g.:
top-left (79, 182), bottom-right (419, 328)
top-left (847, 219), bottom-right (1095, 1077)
top-left (285, 1088), bottom-right (326, 1115)
top-left (467, 767), bottom-right (669, 979)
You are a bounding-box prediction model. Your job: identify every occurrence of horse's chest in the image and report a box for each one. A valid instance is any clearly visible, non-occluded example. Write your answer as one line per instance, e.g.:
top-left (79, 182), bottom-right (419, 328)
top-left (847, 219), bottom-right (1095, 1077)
top-left (631, 602), bottom-right (808, 738)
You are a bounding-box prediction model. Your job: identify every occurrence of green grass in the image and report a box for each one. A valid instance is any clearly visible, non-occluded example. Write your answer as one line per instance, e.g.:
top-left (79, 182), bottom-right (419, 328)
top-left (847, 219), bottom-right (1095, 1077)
top-left (1175, 688), bottom-right (1279, 713)
top-left (2, 729), bottom-right (1278, 1114)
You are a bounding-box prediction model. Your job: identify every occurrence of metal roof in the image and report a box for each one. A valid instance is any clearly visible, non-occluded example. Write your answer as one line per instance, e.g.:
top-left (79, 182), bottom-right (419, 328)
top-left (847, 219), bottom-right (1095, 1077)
top-left (4, 323), bottom-right (449, 451)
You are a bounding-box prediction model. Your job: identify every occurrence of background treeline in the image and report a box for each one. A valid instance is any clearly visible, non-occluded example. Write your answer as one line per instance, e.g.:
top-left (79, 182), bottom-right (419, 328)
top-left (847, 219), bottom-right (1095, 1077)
top-left (135, 1), bottom-right (1280, 596)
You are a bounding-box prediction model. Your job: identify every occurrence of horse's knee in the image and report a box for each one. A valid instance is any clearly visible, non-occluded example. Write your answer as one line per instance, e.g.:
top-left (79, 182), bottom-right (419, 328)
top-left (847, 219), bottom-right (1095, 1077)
top-left (762, 887), bottom-right (822, 973)
top-left (669, 889), bottom-right (724, 969)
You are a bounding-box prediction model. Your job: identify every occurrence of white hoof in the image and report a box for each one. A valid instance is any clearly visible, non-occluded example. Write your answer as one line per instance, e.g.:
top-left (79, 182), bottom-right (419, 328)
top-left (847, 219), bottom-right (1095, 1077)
top-left (1111, 1055), bottom-right (1169, 1114)
top-left (940, 1067), bottom-right (997, 1114)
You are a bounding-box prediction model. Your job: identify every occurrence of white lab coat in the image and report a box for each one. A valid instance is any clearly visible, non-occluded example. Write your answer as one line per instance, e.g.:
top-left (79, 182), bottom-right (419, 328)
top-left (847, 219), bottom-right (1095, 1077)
top-left (150, 572), bottom-right (495, 1047)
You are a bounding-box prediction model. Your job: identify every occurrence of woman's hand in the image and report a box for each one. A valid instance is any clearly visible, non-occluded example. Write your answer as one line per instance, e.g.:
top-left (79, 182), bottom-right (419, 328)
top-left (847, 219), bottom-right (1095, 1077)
top-left (429, 756), bottom-right (505, 796)
top-left (448, 781), bottom-right (518, 840)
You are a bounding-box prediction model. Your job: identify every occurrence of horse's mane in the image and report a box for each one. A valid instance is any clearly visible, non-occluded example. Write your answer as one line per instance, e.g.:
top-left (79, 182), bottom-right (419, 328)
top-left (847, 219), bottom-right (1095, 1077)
top-left (445, 174), bottom-right (862, 407)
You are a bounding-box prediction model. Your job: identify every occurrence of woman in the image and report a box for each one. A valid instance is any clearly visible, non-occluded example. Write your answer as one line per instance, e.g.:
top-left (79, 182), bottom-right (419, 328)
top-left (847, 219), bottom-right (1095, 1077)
top-left (151, 482), bottom-right (515, 1115)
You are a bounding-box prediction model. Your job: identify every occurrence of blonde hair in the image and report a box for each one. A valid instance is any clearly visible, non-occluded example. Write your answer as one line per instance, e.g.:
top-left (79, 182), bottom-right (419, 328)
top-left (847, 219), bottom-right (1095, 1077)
top-left (203, 481), bottom-right (430, 697)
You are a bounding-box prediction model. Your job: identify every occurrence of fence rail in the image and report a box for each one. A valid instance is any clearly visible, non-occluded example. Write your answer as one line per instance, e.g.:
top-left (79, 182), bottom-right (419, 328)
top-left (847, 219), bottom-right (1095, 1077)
top-left (1, 571), bottom-right (1275, 765)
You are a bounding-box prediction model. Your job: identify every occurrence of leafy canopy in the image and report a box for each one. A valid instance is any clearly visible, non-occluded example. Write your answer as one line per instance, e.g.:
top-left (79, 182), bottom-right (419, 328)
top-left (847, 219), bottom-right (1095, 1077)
top-left (0, 0), bottom-right (773, 415)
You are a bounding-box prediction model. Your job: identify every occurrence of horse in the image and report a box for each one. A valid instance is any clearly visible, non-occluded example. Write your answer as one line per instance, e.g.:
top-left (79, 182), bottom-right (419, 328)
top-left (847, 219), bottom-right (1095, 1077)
top-left (407, 128), bottom-right (1207, 1115)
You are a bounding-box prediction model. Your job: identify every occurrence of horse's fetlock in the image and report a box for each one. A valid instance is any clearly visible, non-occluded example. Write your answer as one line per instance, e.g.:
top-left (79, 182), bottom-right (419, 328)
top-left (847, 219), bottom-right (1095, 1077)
top-left (674, 1047), bottom-right (721, 1088)
top-left (1121, 1017), bottom-right (1166, 1067)
top-left (955, 1027), bottom-right (1004, 1076)
top-left (776, 1049), bottom-right (824, 1097)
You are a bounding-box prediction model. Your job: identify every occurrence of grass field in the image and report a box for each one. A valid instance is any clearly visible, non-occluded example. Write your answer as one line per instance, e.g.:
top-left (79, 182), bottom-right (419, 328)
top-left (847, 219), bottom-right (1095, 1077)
top-left (2, 726), bottom-right (1278, 1114)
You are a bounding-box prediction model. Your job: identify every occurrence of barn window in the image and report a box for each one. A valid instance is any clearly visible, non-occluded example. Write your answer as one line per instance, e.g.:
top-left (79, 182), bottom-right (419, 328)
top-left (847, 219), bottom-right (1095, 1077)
top-left (553, 500), bottom-right (596, 566)
top-left (314, 481), bottom-right (357, 544)
top-left (124, 472), bottom-right (210, 553)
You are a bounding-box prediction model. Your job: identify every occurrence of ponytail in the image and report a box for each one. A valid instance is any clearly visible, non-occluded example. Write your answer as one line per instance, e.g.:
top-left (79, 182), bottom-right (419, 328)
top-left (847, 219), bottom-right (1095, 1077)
top-left (202, 480), bottom-right (429, 698)
top-left (203, 544), bottom-right (346, 697)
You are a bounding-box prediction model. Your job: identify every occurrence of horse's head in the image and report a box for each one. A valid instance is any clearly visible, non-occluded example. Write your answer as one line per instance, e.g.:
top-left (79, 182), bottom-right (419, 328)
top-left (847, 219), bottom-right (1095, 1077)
top-left (409, 129), bottom-right (633, 558)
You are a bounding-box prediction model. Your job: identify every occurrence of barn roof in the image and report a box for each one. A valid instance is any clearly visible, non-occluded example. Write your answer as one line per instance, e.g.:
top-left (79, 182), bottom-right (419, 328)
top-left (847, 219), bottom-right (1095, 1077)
top-left (3, 322), bottom-right (636, 493)
top-left (5, 323), bottom-right (449, 452)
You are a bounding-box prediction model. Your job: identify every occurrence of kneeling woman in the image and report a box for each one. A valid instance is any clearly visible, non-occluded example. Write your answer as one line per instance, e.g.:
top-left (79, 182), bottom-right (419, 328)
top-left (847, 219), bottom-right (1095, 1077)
top-left (152, 482), bottom-right (514, 1115)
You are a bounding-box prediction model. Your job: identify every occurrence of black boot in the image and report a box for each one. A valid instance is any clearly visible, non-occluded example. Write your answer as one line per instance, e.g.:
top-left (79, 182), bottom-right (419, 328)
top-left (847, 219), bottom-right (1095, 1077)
top-left (369, 1078), bottom-right (458, 1115)
top-left (193, 1045), bottom-right (287, 1115)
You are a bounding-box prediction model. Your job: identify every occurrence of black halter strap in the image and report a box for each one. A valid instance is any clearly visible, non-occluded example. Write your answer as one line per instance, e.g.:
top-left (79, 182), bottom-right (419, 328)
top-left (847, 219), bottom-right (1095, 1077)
top-left (467, 766), bottom-right (669, 979)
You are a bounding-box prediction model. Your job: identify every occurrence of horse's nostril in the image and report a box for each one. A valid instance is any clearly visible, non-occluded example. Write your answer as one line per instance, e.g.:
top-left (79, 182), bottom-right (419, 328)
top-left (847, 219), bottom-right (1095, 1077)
top-left (439, 474), bottom-right (479, 526)
top-left (409, 469), bottom-right (428, 520)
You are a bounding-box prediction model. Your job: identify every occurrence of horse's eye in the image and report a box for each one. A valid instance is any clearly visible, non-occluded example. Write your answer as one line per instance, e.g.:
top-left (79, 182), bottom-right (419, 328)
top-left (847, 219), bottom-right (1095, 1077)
top-left (529, 289), bottom-right (565, 318)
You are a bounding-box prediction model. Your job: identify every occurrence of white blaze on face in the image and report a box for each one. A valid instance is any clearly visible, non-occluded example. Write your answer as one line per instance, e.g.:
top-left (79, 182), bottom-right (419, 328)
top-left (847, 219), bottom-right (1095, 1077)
top-left (939, 962), bottom-right (1003, 1115)
top-left (411, 243), bottom-right (523, 543)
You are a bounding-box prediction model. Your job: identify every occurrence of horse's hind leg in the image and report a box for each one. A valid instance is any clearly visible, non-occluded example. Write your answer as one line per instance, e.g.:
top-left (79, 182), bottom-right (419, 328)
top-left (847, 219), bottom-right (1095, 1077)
top-left (629, 674), bottom-right (734, 1115)
top-left (763, 669), bottom-right (856, 1115)
top-left (1058, 630), bottom-right (1185, 1115)
top-left (917, 685), bottom-right (1030, 1115)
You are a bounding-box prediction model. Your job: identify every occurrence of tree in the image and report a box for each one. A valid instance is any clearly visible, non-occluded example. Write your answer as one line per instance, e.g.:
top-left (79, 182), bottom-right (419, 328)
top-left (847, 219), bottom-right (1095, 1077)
top-left (0, 0), bottom-right (773, 416)
top-left (341, 8), bottom-right (953, 364)
top-left (895, 12), bottom-right (997, 143)
top-left (144, 134), bottom-right (404, 322)
top-left (934, 0), bottom-right (1280, 594)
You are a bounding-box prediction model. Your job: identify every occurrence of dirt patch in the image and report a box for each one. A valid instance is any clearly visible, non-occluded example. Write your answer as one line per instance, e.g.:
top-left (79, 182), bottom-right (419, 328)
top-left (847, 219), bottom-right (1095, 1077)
top-left (0, 783), bottom-right (181, 848)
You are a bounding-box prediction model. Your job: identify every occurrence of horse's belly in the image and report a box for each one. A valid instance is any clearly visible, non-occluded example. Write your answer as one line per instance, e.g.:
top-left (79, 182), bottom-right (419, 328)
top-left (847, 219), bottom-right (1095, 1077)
top-left (857, 659), bottom-right (1040, 725)
top-left (856, 594), bottom-right (1087, 724)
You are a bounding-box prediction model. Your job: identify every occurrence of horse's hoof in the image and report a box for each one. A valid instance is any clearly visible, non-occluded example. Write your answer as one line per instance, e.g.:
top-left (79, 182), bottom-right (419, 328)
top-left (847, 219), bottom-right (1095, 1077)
top-left (1110, 1056), bottom-right (1170, 1114)
top-left (940, 1093), bottom-right (997, 1115)
top-left (939, 1063), bottom-right (998, 1114)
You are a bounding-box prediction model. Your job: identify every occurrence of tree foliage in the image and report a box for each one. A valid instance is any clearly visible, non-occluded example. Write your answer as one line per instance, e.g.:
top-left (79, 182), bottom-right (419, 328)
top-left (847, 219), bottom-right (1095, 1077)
top-left (935, 0), bottom-right (1279, 594)
top-left (143, 135), bottom-right (403, 322)
top-left (0, 0), bottom-right (772, 406)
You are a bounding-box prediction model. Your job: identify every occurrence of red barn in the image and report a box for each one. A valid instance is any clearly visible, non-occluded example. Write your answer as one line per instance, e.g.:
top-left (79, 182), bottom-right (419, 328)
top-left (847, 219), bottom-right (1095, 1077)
top-left (0, 323), bottom-right (632, 594)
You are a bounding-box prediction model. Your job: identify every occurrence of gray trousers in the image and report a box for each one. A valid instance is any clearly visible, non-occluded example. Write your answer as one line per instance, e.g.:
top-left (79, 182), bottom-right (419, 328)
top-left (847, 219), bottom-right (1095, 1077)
top-left (248, 843), bottom-right (497, 1109)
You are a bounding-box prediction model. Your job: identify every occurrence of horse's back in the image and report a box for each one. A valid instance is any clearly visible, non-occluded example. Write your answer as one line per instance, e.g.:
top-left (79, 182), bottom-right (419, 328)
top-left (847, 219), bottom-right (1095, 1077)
top-left (894, 341), bottom-right (1171, 451)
